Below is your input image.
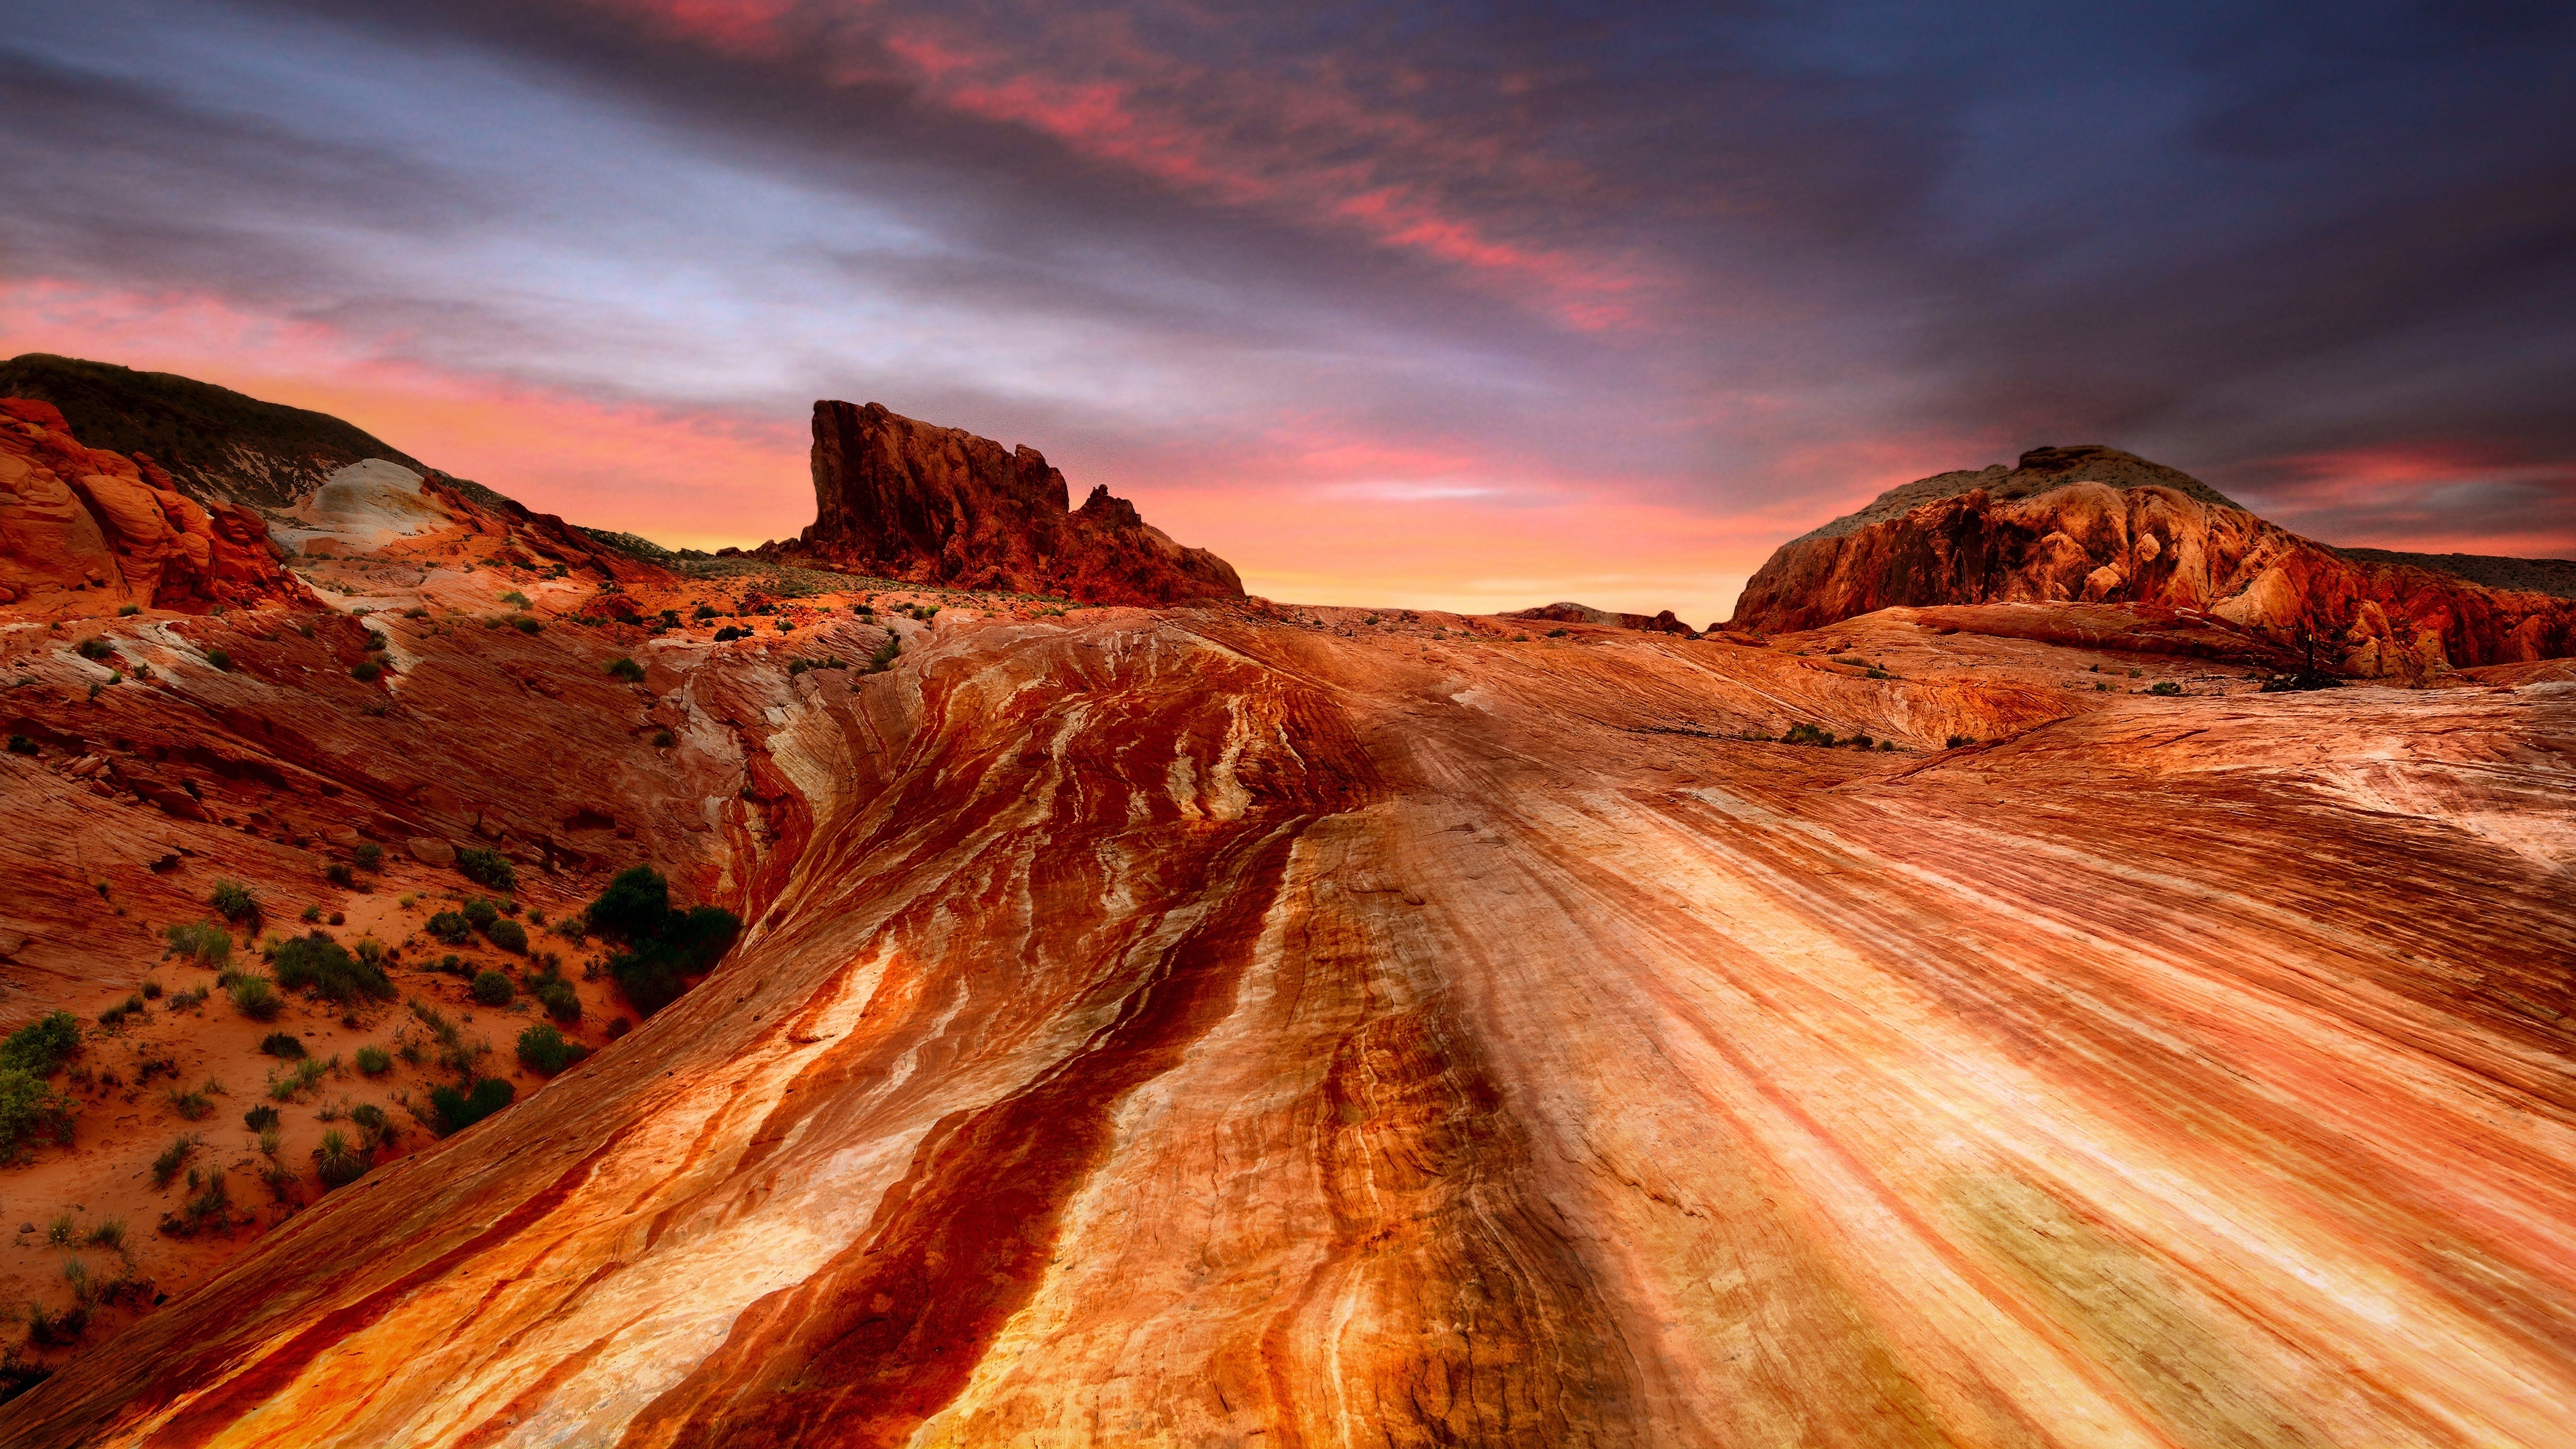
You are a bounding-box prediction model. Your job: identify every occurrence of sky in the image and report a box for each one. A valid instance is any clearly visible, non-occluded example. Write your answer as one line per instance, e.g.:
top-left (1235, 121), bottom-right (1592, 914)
top-left (3, 0), bottom-right (2571, 622)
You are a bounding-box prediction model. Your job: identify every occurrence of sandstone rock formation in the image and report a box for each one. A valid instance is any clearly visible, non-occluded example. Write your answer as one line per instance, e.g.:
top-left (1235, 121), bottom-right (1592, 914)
top-left (781, 400), bottom-right (1244, 605)
top-left (0, 398), bottom-right (303, 614)
top-left (1506, 600), bottom-right (1699, 634)
top-left (3, 556), bottom-right (2573, 1445)
top-left (1731, 444), bottom-right (2576, 678)
top-left (0, 354), bottom-right (427, 509)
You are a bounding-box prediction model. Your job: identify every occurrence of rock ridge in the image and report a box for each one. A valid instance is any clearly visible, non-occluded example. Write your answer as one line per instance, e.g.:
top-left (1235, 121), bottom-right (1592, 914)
top-left (776, 400), bottom-right (1244, 606)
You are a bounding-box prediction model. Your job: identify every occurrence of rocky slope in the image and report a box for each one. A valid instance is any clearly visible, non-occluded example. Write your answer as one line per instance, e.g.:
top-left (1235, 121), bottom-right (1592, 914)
top-left (0, 356), bottom-right (427, 511)
top-left (0, 568), bottom-right (2570, 1444)
top-left (1506, 600), bottom-right (1697, 634)
top-left (0, 399), bottom-right (305, 616)
top-left (778, 400), bottom-right (1244, 606)
top-left (1731, 444), bottom-right (2576, 678)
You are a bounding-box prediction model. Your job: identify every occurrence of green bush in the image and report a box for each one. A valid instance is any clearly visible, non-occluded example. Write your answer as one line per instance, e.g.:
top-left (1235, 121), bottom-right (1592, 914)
top-left (456, 847), bottom-right (516, 893)
top-left (325, 862), bottom-right (354, 888)
top-left (499, 590), bottom-right (531, 608)
top-left (533, 973), bottom-right (581, 1024)
top-left (0, 1069), bottom-right (74, 1162)
top-left (353, 842), bottom-right (384, 872)
top-left (606, 656), bottom-right (646, 683)
top-left (242, 1105), bottom-right (278, 1132)
top-left (484, 918), bottom-right (529, 955)
top-left (463, 898), bottom-right (500, 930)
top-left (205, 647), bottom-right (232, 672)
top-left (165, 1081), bottom-right (217, 1120)
top-left (515, 1023), bottom-right (588, 1075)
top-left (228, 974), bottom-right (283, 1021)
top-left (259, 1032), bottom-right (305, 1059)
top-left (1782, 722), bottom-right (1836, 747)
top-left (584, 867), bottom-right (741, 1018)
top-left (470, 971), bottom-right (515, 1006)
top-left (0, 1012), bottom-right (81, 1076)
top-left (270, 932), bottom-right (394, 1004)
top-left (351, 661), bottom-right (382, 683)
top-left (6, 734), bottom-right (36, 755)
top-left (651, 729), bottom-right (676, 749)
top-left (429, 1077), bottom-right (514, 1135)
top-left (210, 879), bottom-right (256, 921)
top-left (426, 910), bottom-right (474, 945)
top-left (151, 1133), bottom-right (199, 1187)
top-left (76, 639), bottom-right (112, 661)
top-left (510, 615), bottom-right (542, 635)
top-left (2147, 680), bottom-right (2183, 696)
top-left (864, 633), bottom-right (900, 674)
top-left (1945, 735), bottom-right (1977, 749)
top-left (354, 1045), bottom-right (392, 1077)
top-left (314, 1129), bottom-right (369, 1189)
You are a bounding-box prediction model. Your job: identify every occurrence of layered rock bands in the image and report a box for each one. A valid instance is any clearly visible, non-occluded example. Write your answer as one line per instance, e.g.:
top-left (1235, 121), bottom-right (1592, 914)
top-left (1730, 445), bottom-right (2576, 678)
top-left (780, 400), bottom-right (1244, 606)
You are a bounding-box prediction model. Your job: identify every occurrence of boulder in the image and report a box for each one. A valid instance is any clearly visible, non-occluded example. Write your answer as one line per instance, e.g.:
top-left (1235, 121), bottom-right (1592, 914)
top-left (407, 837), bottom-right (458, 867)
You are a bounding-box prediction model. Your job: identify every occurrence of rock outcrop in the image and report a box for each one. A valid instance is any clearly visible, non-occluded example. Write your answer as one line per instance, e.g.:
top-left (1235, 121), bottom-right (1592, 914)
top-left (1507, 600), bottom-right (1699, 634)
top-left (0, 354), bottom-right (427, 509)
top-left (1730, 444), bottom-right (2576, 678)
top-left (4, 582), bottom-right (2573, 1447)
top-left (780, 400), bottom-right (1244, 605)
top-left (0, 398), bottom-right (303, 614)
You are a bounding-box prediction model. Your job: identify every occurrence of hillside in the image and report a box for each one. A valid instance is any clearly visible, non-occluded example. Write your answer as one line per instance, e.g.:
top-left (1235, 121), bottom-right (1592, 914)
top-left (0, 355), bottom-right (425, 510)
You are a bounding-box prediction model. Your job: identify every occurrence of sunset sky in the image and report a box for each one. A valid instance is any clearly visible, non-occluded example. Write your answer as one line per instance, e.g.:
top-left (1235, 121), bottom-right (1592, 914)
top-left (5, 0), bottom-right (2572, 621)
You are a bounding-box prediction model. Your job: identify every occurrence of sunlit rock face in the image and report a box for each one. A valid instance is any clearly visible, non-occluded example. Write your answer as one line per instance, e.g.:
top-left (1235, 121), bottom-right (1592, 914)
top-left (4, 590), bottom-right (2571, 1448)
top-left (1731, 445), bottom-right (2576, 676)
top-left (786, 400), bottom-right (1245, 606)
top-left (0, 399), bottom-right (302, 616)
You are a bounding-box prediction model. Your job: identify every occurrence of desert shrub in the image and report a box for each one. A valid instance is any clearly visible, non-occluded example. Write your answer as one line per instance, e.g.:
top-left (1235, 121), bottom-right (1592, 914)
top-left (314, 1130), bottom-right (369, 1189)
top-left (5, 735), bottom-right (35, 755)
top-left (1945, 735), bottom-right (1976, 749)
top-left (470, 971), bottom-right (515, 1007)
top-left (46, 1214), bottom-right (73, 1246)
top-left (651, 729), bottom-right (676, 748)
top-left (510, 616), bottom-right (541, 635)
top-left (484, 918), bottom-right (529, 955)
top-left (242, 1104), bottom-right (278, 1132)
top-left (1781, 722), bottom-right (1836, 748)
top-left (532, 973), bottom-right (581, 1024)
top-left (26, 1302), bottom-right (87, 1348)
top-left (429, 1077), bottom-right (515, 1135)
top-left (456, 847), bottom-right (516, 893)
top-left (2147, 680), bottom-right (2183, 696)
top-left (268, 1058), bottom-right (327, 1102)
top-left (259, 1032), bottom-right (306, 1059)
top-left (500, 590), bottom-right (531, 608)
top-left (228, 974), bottom-right (283, 1021)
top-left (204, 647), bottom-right (232, 672)
top-left (583, 867), bottom-right (741, 1018)
top-left (83, 1218), bottom-right (123, 1251)
top-left (694, 604), bottom-right (718, 619)
top-left (1878, 740), bottom-right (1898, 751)
top-left (271, 932), bottom-right (394, 1004)
top-left (426, 910), bottom-right (474, 945)
top-left (209, 879), bottom-right (257, 922)
top-left (1847, 731), bottom-right (1876, 750)
top-left (150, 1133), bottom-right (199, 1186)
top-left (299, 905), bottom-right (322, 924)
top-left (606, 656), bottom-right (646, 683)
top-left (863, 633), bottom-right (900, 674)
top-left (515, 1023), bottom-right (588, 1075)
top-left (713, 625), bottom-right (745, 642)
top-left (350, 661), bottom-right (382, 683)
top-left (606, 1016), bottom-right (631, 1040)
top-left (76, 639), bottom-right (112, 661)
top-left (463, 898), bottom-right (500, 930)
top-left (352, 841), bottom-right (384, 873)
top-left (354, 1045), bottom-right (392, 1076)
top-left (325, 862), bottom-right (354, 888)
top-left (0, 1012), bottom-right (81, 1076)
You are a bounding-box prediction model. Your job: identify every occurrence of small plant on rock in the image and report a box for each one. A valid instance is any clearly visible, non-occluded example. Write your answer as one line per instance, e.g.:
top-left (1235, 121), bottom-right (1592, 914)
top-left (209, 880), bottom-right (257, 922)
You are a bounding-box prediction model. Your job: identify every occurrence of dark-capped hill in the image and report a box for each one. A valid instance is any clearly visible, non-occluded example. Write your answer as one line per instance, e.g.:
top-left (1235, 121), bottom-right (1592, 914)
top-left (0, 354), bottom-right (425, 509)
top-left (1729, 444), bottom-right (2575, 678)
top-left (778, 400), bottom-right (1244, 606)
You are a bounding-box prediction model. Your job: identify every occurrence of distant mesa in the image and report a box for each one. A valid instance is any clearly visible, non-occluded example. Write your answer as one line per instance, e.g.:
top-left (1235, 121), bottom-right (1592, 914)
top-left (771, 400), bottom-right (1244, 606)
top-left (1730, 444), bottom-right (2576, 678)
top-left (1507, 601), bottom-right (1700, 635)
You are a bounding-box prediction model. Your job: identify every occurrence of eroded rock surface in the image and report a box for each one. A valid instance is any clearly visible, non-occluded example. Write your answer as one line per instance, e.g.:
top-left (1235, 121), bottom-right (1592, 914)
top-left (1507, 600), bottom-right (1698, 634)
top-left (1731, 444), bottom-right (2576, 678)
top-left (3, 588), bottom-right (2571, 1448)
top-left (0, 398), bottom-right (303, 615)
top-left (780, 400), bottom-right (1244, 605)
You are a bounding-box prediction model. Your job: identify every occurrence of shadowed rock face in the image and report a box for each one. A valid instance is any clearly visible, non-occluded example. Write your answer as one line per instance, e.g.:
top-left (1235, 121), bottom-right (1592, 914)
top-left (0, 398), bottom-right (304, 614)
top-left (1507, 600), bottom-right (1698, 634)
top-left (1730, 446), bottom-right (2576, 677)
top-left (785, 400), bottom-right (1244, 606)
top-left (3, 583), bottom-right (2573, 1447)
